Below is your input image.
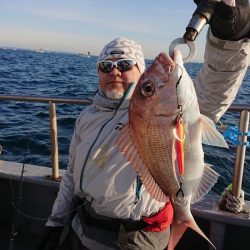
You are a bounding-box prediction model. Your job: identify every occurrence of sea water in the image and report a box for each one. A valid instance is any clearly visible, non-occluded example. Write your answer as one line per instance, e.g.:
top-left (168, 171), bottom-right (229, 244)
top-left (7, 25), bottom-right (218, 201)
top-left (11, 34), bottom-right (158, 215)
top-left (0, 48), bottom-right (249, 199)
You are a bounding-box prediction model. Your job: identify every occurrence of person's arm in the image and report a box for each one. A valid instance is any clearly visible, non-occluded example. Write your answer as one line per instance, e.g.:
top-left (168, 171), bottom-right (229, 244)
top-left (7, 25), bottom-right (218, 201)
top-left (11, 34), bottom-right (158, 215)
top-left (194, 0), bottom-right (250, 122)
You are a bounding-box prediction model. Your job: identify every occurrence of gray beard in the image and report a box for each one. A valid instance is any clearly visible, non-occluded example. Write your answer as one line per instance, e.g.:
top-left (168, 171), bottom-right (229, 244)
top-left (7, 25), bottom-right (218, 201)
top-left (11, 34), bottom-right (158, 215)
top-left (105, 89), bottom-right (124, 100)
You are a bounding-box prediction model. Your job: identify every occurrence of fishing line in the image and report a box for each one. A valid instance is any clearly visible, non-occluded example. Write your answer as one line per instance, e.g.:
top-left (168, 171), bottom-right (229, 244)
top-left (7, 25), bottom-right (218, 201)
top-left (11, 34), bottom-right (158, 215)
top-left (7, 133), bottom-right (39, 250)
top-left (7, 134), bottom-right (89, 223)
top-left (172, 64), bottom-right (187, 206)
top-left (9, 179), bottom-right (88, 221)
top-left (7, 133), bottom-right (90, 249)
top-left (9, 146), bottom-right (28, 250)
top-left (174, 63), bottom-right (183, 107)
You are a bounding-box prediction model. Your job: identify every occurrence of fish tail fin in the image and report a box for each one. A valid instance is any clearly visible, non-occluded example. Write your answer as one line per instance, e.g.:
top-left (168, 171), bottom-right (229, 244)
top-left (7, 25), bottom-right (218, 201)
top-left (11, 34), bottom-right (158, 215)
top-left (167, 217), bottom-right (216, 250)
top-left (187, 218), bottom-right (216, 249)
top-left (167, 222), bottom-right (187, 250)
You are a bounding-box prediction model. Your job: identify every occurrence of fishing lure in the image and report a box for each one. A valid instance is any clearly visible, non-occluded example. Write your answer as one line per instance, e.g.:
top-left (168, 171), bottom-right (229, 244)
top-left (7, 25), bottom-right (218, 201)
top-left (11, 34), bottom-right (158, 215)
top-left (173, 107), bottom-right (187, 206)
top-left (174, 115), bottom-right (185, 176)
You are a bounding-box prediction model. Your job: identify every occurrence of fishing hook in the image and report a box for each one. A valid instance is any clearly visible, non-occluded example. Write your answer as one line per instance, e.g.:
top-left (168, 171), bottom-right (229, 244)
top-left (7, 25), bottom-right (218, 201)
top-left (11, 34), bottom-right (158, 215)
top-left (172, 178), bottom-right (188, 207)
top-left (173, 127), bottom-right (185, 142)
top-left (169, 37), bottom-right (196, 63)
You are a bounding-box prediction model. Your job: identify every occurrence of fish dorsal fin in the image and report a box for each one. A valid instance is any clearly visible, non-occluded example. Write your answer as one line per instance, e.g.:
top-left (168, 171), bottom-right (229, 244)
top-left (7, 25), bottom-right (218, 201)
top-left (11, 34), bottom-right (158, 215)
top-left (191, 164), bottom-right (219, 203)
top-left (201, 114), bottom-right (228, 148)
top-left (116, 124), bottom-right (168, 202)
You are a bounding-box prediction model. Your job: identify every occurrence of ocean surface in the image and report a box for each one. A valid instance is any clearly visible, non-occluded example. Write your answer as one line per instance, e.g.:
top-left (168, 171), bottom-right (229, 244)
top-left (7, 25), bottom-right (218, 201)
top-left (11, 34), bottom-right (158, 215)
top-left (0, 48), bottom-right (249, 199)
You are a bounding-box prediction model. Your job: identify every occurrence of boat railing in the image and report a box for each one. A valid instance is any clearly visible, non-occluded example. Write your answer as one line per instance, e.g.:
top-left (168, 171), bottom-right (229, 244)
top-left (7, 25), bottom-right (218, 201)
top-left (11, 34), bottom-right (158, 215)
top-left (228, 105), bottom-right (249, 197)
top-left (0, 95), bottom-right (249, 197)
top-left (0, 95), bottom-right (92, 181)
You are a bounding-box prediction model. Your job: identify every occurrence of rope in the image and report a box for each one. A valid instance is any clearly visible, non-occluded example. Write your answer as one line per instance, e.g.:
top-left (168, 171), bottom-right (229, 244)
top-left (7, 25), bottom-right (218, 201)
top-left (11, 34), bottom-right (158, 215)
top-left (219, 185), bottom-right (248, 214)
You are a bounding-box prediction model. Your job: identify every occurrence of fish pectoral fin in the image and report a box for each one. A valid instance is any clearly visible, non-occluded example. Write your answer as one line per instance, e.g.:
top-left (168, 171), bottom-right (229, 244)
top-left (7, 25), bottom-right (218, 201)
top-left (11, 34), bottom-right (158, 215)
top-left (115, 124), bottom-right (168, 202)
top-left (201, 114), bottom-right (229, 148)
top-left (115, 124), bottom-right (136, 159)
top-left (191, 164), bottom-right (220, 203)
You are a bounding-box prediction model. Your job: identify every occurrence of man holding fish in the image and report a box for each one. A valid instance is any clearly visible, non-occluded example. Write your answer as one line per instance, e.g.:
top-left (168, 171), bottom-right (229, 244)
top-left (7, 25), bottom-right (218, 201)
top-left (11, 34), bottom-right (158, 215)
top-left (38, 0), bottom-right (250, 249)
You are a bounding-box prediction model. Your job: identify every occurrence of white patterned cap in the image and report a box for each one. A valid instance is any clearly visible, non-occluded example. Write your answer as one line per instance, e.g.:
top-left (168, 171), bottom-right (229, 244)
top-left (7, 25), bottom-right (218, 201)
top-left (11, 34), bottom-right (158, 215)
top-left (98, 37), bottom-right (145, 74)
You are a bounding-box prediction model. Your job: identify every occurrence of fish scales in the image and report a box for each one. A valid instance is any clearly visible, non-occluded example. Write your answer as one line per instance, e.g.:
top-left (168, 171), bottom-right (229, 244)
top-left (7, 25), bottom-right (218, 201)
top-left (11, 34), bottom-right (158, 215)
top-left (131, 117), bottom-right (179, 196)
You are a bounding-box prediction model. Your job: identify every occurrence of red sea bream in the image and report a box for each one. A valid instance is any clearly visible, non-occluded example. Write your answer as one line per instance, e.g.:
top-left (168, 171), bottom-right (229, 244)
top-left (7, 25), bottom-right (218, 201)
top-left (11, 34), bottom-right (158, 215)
top-left (116, 50), bottom-right (228, 249)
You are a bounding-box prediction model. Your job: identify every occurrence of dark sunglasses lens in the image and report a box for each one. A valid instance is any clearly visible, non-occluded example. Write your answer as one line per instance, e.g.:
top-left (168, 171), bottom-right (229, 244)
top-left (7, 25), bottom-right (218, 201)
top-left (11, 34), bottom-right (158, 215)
top-left (98, 61), bottom-right (112, 73)
top-left (117, 60), bottom-right (134, 72)
top-left (98, 60), bottom-right (135, 73)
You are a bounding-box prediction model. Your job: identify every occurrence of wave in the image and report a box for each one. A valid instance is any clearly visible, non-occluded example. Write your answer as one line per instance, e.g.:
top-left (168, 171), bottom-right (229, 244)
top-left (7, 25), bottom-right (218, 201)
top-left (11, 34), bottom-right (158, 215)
top-left (0, 48), bottom-right (249, 199)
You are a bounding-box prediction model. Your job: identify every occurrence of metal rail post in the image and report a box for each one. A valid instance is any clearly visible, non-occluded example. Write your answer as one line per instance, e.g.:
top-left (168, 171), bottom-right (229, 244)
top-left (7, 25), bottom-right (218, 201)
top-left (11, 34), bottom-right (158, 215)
top-left (232, 110), bottom-right (249, 197)
top-left (49, 101), bottom-right (59, 179)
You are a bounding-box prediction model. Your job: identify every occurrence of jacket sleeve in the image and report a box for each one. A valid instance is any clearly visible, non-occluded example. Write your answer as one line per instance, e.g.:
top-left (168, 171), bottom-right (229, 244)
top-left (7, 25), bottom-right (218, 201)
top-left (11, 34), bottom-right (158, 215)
top-left (46, 118), bottom-right (81, 227)
top-left (194, 28), bottom-right (250, 123)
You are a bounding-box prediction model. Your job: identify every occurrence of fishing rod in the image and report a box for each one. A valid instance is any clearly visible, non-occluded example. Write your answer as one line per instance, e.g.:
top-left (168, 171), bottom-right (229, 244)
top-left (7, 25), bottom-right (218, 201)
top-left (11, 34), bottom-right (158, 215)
top-left (169, 0), bottom-right (222, 62)
top-left (6, 135), bottom-right (88, 250)
top-left (9, 147), bottom-right (28, 250)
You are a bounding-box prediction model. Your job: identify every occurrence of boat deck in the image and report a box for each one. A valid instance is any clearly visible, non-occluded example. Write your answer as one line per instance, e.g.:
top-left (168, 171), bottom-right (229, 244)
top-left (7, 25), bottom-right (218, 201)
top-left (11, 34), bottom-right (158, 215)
top-left (0, 160), bottom-right (249, 250)
top-left (0, 227), bottom-right (40, 250)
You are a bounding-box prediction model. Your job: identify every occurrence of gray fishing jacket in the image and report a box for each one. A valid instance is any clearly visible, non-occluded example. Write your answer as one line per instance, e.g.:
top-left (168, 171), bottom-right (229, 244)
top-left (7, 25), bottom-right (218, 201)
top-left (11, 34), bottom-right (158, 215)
top-left (46, 29), bottom-right (250, 249)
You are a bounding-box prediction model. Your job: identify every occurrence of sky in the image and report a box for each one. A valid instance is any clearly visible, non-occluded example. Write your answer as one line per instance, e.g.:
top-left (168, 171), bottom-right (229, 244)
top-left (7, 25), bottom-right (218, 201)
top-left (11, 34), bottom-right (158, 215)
top-left (0, 0), bottom-right (209, 61)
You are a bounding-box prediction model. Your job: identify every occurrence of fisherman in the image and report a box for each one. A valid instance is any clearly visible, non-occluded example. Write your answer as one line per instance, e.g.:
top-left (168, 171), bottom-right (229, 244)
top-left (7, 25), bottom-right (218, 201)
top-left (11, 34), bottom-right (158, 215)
top-left (38, 1), bottom-right (250, 249)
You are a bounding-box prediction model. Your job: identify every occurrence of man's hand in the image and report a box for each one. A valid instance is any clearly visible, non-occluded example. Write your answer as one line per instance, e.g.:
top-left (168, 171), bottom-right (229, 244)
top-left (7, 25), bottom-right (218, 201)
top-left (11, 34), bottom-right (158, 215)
top-left (37, 226), bottom-right (63, 250)
top-left (194, 0), bottom-right (250, 40)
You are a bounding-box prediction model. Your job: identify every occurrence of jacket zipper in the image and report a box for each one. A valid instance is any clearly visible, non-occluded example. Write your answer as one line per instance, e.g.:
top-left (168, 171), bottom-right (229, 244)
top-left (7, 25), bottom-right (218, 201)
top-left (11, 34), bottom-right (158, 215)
top-left (79, 85), bottom-right (134, 192)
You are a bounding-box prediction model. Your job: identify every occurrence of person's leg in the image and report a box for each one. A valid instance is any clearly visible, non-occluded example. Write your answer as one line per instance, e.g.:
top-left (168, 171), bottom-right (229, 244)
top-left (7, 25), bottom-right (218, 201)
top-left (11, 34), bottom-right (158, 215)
top-left (57, 226), bottom-right (89, 250)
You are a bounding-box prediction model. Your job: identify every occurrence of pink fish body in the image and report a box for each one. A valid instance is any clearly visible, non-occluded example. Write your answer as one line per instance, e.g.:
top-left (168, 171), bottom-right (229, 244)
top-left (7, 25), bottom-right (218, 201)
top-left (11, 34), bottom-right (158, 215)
top-left (117, 50), bottom-right (228, 249)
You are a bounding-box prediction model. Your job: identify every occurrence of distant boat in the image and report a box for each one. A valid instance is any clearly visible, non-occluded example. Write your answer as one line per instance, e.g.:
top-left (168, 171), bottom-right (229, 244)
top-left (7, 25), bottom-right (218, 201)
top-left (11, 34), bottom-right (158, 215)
top-left (78, 51), bottom-right (91, 57)
top-left (36, 48), bottom-right (45, 53)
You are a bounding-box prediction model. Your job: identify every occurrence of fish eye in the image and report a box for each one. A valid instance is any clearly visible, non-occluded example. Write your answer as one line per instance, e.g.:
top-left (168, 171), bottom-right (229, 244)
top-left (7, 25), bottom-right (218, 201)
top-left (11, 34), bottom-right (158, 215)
top-left (141, 81), bottom-right (155, 97)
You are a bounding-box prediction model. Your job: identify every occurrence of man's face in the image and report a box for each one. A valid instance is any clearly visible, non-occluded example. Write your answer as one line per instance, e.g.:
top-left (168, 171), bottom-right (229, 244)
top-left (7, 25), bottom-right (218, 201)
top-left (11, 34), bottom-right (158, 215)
top-left (98, 58), bottom-right (141, 99)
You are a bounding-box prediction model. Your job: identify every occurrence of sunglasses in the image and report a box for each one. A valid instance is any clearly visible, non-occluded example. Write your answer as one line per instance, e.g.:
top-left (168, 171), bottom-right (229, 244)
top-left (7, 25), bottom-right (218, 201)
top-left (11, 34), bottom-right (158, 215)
top-left (97, 59), bottom-right (136, 73)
